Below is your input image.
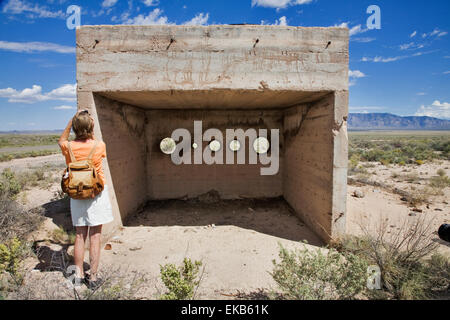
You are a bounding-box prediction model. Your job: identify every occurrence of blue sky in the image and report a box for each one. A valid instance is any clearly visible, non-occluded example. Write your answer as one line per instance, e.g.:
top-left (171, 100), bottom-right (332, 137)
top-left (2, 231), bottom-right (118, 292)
top-left (0, 0), bottom-right (449, 131)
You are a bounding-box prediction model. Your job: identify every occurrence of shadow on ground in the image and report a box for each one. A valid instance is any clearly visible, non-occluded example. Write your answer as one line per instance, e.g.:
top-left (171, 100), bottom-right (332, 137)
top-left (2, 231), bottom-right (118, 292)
top-left (41, 196), bottom-right (72, 231)
top-left (124, 194), bottom-right (323, 246)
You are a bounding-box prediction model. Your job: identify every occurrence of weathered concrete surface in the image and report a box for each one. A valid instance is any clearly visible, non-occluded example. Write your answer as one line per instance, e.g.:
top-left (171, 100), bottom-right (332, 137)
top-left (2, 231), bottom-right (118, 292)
top-left (76, 25), bottom-right (349, 243)
top-left (77, 25), bottom-right (348, 93)
top-left (145, 109), bottom-right (284, 200)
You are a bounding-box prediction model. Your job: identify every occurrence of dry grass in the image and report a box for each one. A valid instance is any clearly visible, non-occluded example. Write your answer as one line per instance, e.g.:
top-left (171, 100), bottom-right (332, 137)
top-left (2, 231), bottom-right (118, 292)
top-left (335, 216), bottom-right (450, 300)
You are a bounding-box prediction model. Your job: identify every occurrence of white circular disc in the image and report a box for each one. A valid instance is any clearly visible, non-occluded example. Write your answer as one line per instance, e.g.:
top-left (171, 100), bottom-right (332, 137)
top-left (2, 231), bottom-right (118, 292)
top-left (253, 137), bottom-right (270, 154)
top-left (209, 140), bottom-right (221, 152)
top-left (229, 140), bottom-right (241, 152)
top-left (160, 137), bottom-right (176, 154)
top-left (192, 142), bottom-right (198, 149)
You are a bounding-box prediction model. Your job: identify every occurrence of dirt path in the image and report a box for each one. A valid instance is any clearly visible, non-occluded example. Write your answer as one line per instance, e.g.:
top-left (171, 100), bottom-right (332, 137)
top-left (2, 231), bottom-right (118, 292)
top-left (0, 153), bottom-right (65, 172)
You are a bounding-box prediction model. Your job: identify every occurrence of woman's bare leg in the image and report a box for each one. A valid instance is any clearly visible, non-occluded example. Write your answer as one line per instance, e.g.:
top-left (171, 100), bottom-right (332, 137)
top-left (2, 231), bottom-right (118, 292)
top-left (88, 224), bottom-right (103, 281)
top-left (74, 226), bottom-right (88, 278)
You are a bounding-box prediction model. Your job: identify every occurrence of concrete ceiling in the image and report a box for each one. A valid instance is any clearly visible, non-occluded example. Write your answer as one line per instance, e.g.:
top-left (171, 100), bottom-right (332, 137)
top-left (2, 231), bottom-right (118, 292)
top-left (96, 90), bottom-right (331, 110)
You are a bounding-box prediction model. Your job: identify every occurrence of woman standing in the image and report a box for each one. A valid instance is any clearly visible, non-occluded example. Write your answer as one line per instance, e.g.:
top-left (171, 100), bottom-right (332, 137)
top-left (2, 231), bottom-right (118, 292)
top-left (58, 110), bottom-right (113, 289)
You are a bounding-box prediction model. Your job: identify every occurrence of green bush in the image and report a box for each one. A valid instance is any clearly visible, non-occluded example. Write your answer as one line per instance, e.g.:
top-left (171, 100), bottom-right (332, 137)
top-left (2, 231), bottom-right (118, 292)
top-left (160, 258), bottom-right (203, 300)
top-left (0, 238), bottom-right (28, 284)
top-left (270, 244), bottom-right (368, 300)
top-left (0, 169), bottom-right (22, 199)
top-left (348, 133), bottom-right (450, 165)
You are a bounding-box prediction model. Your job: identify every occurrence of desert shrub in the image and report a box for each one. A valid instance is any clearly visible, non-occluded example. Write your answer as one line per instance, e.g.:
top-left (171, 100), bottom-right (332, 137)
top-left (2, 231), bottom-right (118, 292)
top-left (270, 244), bottom-right (368, 300)
top-left (0, 238), bottom-right (29, 285)
top-left (0, 134), bottom-right (60, 149)
top-left (429, 171), bottom-right (450, 189)
top-left (78, 267), bottom-right (149, 300)
top-left (159, 258), bottom-right (203, 300)
top-left (51, 227), bottom-right (76, 245)
top-left (337, 217), bottom-right (449, 300)
top-left (349, 134), bottom-right (450, 164)
top-left (0, 169), bottom-right (23, 199)
top-left (0, 195), bottom-right (43, 244)
top-left (349, 154), bottom-right (360, 170)
top-left (0, 190), bottom-right (43, 243)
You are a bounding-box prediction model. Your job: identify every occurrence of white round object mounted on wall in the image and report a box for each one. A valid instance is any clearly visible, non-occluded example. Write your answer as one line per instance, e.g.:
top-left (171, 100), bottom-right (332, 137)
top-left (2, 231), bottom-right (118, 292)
top-left (160, 137), bottom-right (176, 154)
top-left (253, 137), bottom-right (270, 154)
top-left (192, 142), bottom-right (198, 149)
top-left (209, 140), bottom-right (221, 152)
top-left (229, 139), bottom-right (241, 152)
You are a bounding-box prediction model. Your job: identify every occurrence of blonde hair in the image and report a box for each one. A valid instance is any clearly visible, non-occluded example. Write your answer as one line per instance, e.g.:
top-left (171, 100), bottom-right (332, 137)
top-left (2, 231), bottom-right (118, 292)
top-left (72, 112), bottom-right (94, 140)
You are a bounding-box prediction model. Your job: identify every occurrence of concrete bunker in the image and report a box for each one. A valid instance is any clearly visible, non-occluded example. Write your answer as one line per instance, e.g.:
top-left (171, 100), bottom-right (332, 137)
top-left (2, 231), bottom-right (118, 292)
top-left (76, 25), bottom-right (349, 243)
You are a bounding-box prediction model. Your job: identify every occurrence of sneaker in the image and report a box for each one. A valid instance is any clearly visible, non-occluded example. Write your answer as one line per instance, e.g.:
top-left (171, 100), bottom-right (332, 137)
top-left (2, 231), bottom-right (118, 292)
top-left (84, 274), bottom-right (104, 290)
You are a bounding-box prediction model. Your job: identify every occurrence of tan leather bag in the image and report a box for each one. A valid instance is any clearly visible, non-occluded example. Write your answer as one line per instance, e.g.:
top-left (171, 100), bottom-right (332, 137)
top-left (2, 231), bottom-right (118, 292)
top-left (61, 141), bottom-right (104, 200)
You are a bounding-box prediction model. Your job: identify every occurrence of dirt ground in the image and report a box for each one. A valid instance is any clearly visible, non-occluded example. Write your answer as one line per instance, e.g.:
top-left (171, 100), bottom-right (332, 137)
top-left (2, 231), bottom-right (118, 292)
top-left (2, 154), bottom-right (449, 299)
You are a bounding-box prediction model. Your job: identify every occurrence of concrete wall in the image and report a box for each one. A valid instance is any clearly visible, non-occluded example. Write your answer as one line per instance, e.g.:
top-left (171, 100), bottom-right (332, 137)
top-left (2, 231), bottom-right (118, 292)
top-left (283, 93), bottom-right (347, 241)
top-left (76, 25), bottom-right (348, 93)
top-left (94, 94), bottom-right (148, 223)
top-left (76, 25), bottom-right (349, 242)
top-left (145, 109), bottom-right (283, 200)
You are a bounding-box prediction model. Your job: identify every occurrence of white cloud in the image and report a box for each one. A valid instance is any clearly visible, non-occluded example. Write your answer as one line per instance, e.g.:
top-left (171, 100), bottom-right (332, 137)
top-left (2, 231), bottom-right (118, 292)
top-left (251, 0), bottom-right (313, 9)
top-left (410, 31), bottom-right (417, 38)
top-left (123, 9), bottom-right (211, 26)
top-left (417, 92), bottom-right (426, 96)
top-left (361, 50), bottom-right (435, 63)
top-left (0, 41), bottom-right (75, 54)
top-left (399, 42), bottom-right (424, 51)
top-left (0, 84), bottom-right (76, 103)
top-left (2, 0), bottom-right (65, 18)
top-left (444, 71), bottom-right (450, 75)
top-left (53, 105), bottom-right (75, 110)
top-left (142, 0), bottom-right (159, 6)
top-left (349, 70), bottom-right (366, 78)
top-left (415, 100), bottom-right (450, 119)
top-left (348, 70), bottom-right (366, 87)
top-left (184, 13), bottom-right (209, 26)
top-left (122, 8), bottom-right (174, 25)
top-left (261, 16), bottom-right (288, 26)
top-left (422, 28), bottom-right (447, 38)
top-left (361, 56), bottom-right (404, 63)
top-left (333, 22), bottom-right (368, 37)
top-left (351, 37), bottom-right (376, 43)
top-left (349, 25), bottom-right (368, 37)
top-left (102, 0), bottom-right (118, 8)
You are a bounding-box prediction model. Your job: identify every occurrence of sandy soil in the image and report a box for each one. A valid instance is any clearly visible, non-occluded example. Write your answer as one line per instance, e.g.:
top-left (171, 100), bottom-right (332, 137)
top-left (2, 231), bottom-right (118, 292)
top-left (2, 156), bottom-right (449, 299)
top-left (0, 154), bottom-right (64, 172)
top-left (347, 161), bottom-right (450, 255)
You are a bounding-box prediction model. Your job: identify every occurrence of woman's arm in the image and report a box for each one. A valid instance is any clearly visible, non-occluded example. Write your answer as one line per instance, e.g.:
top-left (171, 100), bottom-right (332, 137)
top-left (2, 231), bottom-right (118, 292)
top-left (58, 118), bottom-right (72, 147)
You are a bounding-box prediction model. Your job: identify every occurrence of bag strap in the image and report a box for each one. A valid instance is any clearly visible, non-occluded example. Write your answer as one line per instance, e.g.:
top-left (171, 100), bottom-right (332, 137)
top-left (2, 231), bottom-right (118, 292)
top-left (87, 141), bottom-right (99, 160)
top-left (67, 142), bottom-right (76, 163)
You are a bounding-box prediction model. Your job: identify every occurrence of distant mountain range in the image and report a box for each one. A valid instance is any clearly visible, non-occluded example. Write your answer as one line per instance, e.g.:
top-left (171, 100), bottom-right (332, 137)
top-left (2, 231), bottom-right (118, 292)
top-left (348, 113), bottom-right (450, 131)
top-left (1, 114), bottom-right (449, 133)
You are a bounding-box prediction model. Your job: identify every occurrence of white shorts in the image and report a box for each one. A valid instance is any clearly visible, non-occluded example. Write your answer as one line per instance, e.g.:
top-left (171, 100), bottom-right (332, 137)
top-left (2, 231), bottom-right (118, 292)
top-left (70, 185), bottom-right (114, 227)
